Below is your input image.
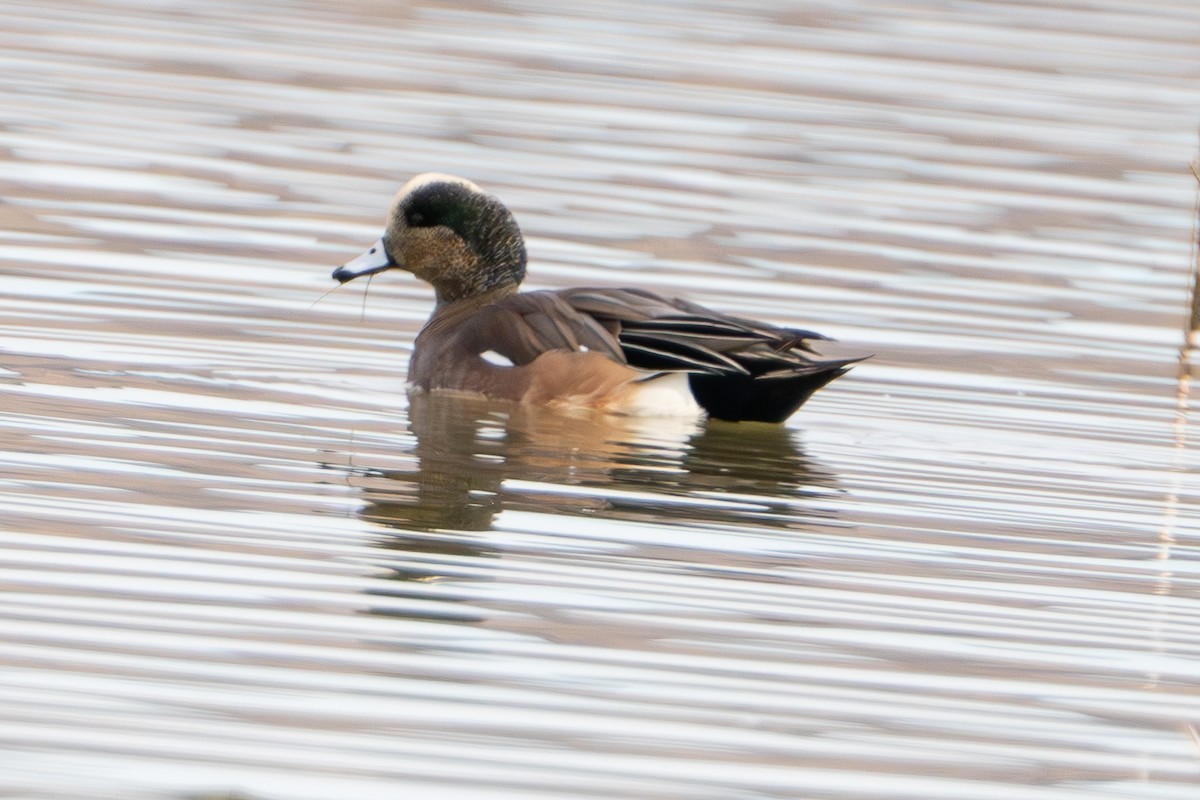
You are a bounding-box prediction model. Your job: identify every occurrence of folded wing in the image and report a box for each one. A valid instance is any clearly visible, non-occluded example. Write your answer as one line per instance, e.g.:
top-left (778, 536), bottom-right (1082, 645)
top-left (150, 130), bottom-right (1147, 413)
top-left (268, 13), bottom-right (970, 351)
top-left (559, 287), bottom-right (863, 422)
top-left (457, 287), bottom-right (861, 422)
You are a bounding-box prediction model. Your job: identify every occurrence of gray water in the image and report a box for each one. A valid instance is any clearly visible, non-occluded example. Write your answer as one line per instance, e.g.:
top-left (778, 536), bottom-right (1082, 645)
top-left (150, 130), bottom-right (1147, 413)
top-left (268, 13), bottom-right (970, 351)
top-left (2, 1), bottom-right (1199, 798)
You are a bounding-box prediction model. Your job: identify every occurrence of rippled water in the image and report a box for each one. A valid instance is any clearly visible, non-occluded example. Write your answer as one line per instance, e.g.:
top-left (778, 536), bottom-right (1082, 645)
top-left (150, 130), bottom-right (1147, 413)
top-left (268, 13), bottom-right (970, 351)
top-left (2, 1), bottom-right (1200, 798)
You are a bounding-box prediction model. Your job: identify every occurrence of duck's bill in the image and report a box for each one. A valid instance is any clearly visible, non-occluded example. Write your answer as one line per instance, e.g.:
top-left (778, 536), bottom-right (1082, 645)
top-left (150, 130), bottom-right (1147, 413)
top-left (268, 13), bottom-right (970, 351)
top-left (332, 237), bottom-right (393, 283)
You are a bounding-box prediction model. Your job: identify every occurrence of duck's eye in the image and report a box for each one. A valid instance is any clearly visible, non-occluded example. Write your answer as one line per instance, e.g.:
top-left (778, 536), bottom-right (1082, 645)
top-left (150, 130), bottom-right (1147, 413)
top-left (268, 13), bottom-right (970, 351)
top-left (409, 211), bottom-right (427, 226)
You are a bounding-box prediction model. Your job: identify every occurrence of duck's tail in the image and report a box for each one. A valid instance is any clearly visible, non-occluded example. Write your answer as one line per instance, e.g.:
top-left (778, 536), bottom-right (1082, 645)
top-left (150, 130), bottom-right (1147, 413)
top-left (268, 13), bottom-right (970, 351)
top-left (688, 358), bottom-right (862, 423)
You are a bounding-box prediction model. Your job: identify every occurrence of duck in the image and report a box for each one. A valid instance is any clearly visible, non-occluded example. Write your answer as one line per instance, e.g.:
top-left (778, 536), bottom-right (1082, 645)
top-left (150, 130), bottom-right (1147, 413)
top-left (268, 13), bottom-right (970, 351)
top-left (332, 173), bottom-right (861, 423)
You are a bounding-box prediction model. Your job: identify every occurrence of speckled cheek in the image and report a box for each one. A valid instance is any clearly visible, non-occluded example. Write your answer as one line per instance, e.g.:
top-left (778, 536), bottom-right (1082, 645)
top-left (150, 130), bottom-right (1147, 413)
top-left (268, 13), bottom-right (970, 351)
top-left (403, 227), bottom-right (475, 285)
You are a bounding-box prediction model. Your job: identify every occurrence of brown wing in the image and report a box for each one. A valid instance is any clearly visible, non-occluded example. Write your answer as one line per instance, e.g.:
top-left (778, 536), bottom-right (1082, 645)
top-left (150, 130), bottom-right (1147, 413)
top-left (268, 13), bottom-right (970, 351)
top-left (559, 286), bottom-right (866, 422)
top-left (557, 287), bottom-right (841, 377)
top-left (412, 286), bottom-right (861, 421)
top-left (450, 290), bottom-right (626, 365)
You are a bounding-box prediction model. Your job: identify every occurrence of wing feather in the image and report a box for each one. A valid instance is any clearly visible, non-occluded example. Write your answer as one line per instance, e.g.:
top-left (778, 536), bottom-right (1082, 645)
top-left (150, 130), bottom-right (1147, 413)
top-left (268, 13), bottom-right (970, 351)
top-left (557, 286), bottom-right (847, 378)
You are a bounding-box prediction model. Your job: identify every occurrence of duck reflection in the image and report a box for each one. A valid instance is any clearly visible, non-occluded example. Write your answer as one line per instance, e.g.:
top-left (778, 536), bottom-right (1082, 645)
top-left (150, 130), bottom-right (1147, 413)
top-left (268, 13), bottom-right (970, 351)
top-left (350, 392), bottom-right (838, 538)
top-left (343, 395), bottom-right (842, 619)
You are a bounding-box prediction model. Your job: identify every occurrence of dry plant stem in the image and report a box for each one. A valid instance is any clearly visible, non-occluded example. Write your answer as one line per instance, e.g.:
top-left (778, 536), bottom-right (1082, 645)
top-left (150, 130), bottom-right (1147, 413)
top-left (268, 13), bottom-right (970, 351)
top-left (307, 274), bottom-right (374, 318)
top-left (308, 282), bottom-right (345, 311)
top-left (1188, 161), bottom-right (1200, 341)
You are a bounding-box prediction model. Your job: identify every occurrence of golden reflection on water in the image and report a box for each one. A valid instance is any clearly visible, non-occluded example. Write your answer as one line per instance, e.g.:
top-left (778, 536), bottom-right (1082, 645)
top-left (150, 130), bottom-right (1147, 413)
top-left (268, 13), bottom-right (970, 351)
top-left (349, 393), bottom-right (836, 537)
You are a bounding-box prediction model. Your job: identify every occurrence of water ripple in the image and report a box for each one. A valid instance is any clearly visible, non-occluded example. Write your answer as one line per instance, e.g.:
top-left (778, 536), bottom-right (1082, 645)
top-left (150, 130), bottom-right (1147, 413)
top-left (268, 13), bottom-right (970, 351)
top-left (1, 1), bottom-right (1199, 798)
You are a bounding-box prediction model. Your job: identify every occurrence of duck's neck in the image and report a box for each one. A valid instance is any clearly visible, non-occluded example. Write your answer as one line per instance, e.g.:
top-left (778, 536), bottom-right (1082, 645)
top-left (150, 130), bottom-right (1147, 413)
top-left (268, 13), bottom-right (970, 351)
top-left (433, 280), bottom-right (520, 313)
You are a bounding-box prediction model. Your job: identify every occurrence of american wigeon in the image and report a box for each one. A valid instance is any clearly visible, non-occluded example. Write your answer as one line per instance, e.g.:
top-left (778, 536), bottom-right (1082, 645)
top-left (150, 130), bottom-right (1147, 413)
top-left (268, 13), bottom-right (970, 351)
top-left (332, 173), bottom-right (860, 422)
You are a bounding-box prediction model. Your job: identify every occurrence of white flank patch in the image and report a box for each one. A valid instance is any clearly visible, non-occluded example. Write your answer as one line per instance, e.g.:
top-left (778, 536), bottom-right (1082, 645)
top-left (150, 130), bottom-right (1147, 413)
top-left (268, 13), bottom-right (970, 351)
top-left (480, 350), bottom-right (515, 367)
top-left (613, 372), bottom-right (703, 418)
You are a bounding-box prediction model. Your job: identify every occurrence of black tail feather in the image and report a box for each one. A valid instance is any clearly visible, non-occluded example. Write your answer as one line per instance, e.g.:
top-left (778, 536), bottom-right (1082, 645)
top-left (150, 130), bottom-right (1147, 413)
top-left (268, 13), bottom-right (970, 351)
top-left (689, 361), bottom-right (856, 423)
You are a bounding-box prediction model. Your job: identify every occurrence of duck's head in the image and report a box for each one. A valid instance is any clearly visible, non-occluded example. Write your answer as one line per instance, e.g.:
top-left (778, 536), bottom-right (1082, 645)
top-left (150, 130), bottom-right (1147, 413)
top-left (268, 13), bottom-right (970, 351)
top-left (333, 173), bottom-right (527, 305)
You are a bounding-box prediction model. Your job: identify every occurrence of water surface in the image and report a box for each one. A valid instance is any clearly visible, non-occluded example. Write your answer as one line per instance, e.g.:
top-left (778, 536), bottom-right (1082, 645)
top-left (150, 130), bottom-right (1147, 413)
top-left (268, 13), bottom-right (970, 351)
top-left (2, 1), bottom-right (1199, 798)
